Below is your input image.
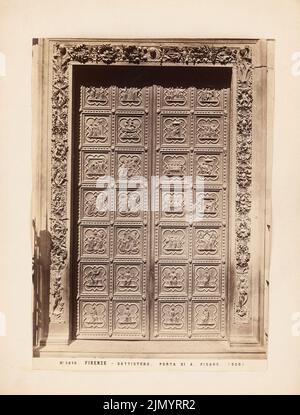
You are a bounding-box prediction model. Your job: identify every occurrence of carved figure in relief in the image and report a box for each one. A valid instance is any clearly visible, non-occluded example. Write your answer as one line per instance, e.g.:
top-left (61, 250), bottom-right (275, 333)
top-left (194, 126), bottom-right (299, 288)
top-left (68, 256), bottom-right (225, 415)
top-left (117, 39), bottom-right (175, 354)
top-left (50, 274), bottom-right (63, 319)
top-left (85, 87), bottom-right (108, 106)
top-left (164, 88), bottom-right (187, 106)
top-left (201, 307), bottom-right (210, 324)
top-left (117, 266), bottom-right (139, 291)
top-left (119, 118), bottom-right (141, 142)
top-left (119, 87), bottom-right (142, 105)
top-left (84, 193), bottom-right (98, 216)
top-left (128, 192), bottom-right (141, 213)
top-left (236, 284), bottom-right (248, 317)
top-left (162, 304), bottom-right (184, 329)
top-left (53, 169), bottom-right (66, 186)
top-left (82, 303), bottom-right (106, 328)
top-left (197, 156), bottom-right (219, 180)
top-left (84, 266), bottom-right (106, 290)
top-left (116, 304), bottom-right (139, 329)
top-left (198, 89), bottom-right (220, 107)
top-left (84, 192), bottom-right (108, 216)
top-left (96, 191), bottom-right (108, 214)
top-left (163, 230), bottom-right (185, 254)
top-left (196, 229), bottom-right (218, 254)
top-left (195, 304), bottom-right (217, 328)
top-left (162, 267), bottom-right (184, 290)
top-left (163, 192), bottom-right (184, 214)
top-left (197, 119), bottom-right (220, 143)
top-left (164, 118), bottom-right (186, 142)
top-left (196, 267), bottom-right (217, 290)
top-left (84, 229), bottom-right (106, 254)
top-left (118, 155), bottom-right (141, 179)
top-left (117, 229), bottom-right (140, 255)
top-left (118, 191), bottom-right (141, 216)
top-left (86, 156), bottom-right (107, 178)
top-left (165, 235), bottom-right (182, 251)
top-left (201, 193), bottom-right (218, 216)
top-left (86, 117), bottom-right (108, 141)
top-left (199, 269), bottom-right (211, 287)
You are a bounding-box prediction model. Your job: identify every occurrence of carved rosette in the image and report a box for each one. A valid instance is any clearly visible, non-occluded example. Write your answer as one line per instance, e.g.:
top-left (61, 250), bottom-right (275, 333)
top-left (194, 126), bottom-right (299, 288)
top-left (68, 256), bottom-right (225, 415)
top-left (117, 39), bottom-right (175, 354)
top-left (50, 42), bottom-right (253, 325)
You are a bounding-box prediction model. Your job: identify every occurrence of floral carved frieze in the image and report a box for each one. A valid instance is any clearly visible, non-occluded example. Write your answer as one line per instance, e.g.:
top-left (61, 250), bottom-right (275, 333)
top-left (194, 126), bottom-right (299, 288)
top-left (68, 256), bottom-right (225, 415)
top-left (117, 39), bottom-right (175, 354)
top-left (66, 44), bottom-right (239, 65)
top-left (50, 42), bottom-right (253, 325)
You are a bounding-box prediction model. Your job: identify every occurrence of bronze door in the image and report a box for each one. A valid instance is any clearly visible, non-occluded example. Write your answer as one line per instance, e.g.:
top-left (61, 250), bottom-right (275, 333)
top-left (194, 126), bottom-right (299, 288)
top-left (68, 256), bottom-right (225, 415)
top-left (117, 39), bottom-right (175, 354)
top-left (73, 66), bottom-right (229, 341)
top-left (152, 83), bottom-right (228, 340)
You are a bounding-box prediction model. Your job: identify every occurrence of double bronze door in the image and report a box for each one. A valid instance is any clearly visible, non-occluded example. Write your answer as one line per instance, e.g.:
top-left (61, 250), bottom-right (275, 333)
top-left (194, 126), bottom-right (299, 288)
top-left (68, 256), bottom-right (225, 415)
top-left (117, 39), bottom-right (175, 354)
top-left (74, 66), bottom-right (229, 341)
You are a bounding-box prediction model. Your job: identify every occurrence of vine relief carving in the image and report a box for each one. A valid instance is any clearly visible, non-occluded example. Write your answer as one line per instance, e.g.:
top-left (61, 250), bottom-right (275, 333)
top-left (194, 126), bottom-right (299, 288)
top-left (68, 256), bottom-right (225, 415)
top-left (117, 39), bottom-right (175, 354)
top-left (50, 42), bottom-right (253, 325)
top-left (235, 46), bottom-right (252, 322)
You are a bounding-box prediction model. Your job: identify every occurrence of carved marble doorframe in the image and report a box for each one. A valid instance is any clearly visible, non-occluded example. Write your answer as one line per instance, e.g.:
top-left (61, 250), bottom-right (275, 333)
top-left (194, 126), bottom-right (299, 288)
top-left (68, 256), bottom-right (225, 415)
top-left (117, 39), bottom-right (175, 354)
top-left (32, 39), bottom-right (273, 356)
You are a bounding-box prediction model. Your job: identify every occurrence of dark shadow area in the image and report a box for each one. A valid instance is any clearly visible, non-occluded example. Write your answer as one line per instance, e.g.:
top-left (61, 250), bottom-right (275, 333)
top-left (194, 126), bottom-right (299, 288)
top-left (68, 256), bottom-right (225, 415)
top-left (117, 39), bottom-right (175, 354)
top-left (74, 64), bottom-right (231, 90)
top-left (32, 220), bottom-right (52, 353)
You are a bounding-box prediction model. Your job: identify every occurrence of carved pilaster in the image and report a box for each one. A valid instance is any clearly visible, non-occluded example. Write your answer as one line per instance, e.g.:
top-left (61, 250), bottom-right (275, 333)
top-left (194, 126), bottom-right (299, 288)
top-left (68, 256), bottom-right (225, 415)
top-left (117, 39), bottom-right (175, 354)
top-left (234, 47), bottom-right (253, 324)
top-left (49, 45), bottom-right (70, 325)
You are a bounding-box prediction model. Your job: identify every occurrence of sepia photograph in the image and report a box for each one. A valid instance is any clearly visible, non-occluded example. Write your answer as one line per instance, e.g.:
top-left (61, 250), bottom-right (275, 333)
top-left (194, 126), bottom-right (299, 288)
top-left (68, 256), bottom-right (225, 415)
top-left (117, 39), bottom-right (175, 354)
top-left (32, 38), bottom-right (272, 358)
top-left (0, 0), bottom-right (300, 396)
